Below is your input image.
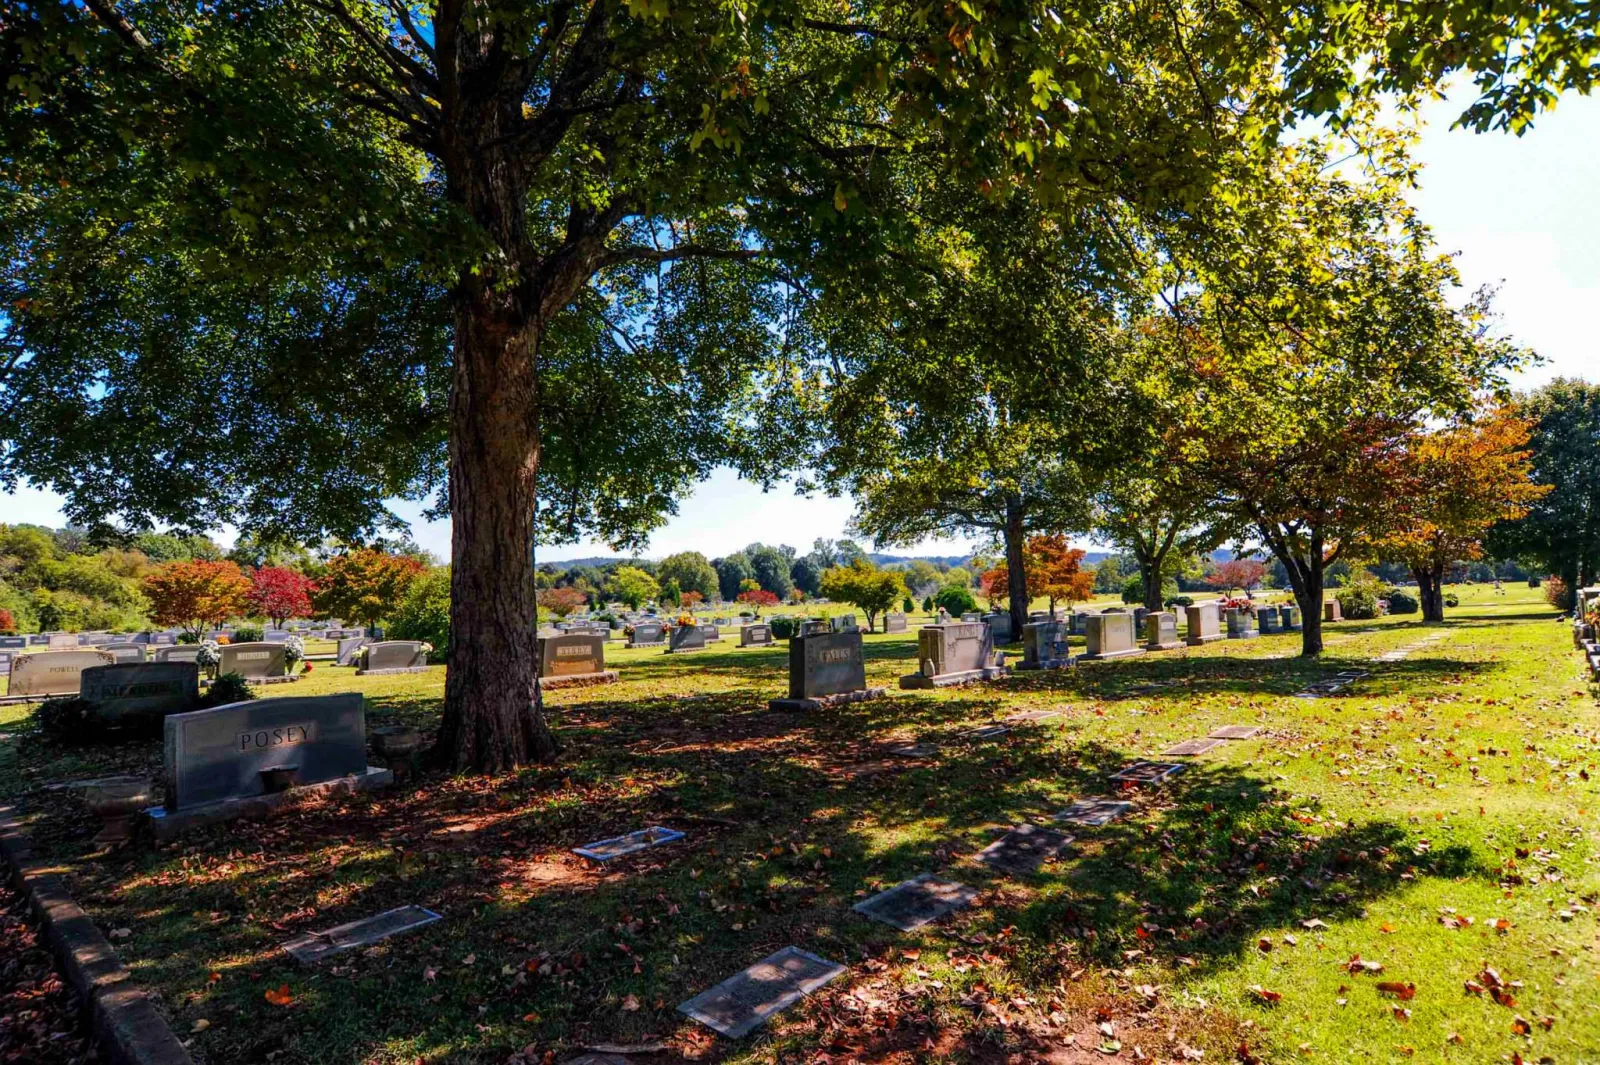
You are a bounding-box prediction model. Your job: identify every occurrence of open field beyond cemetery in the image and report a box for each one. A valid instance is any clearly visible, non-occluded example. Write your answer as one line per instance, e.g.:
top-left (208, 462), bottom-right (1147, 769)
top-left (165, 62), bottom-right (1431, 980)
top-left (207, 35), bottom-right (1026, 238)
top-left (1, 584), bottom-right (1597, 1065)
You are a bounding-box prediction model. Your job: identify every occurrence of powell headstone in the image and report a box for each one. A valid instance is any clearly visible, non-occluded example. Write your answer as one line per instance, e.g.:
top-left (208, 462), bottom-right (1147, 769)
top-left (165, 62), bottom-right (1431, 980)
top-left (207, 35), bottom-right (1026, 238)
top-left (8, 649), bottom-right (116, 697)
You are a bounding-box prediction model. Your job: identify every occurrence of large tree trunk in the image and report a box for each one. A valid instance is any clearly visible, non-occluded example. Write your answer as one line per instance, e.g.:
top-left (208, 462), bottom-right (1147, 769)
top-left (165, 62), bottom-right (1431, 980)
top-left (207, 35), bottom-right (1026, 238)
top-left (1140, 550), bottom-right (1165, 613)
top-left (1258, 521), bottom-right (1325, 656)
top-left (433, 284), bottom-right (559, 772)
top-left (1415, 564), bottom-right (1445, 623)
top-left (1003, 495), bottom-right (1028, 641)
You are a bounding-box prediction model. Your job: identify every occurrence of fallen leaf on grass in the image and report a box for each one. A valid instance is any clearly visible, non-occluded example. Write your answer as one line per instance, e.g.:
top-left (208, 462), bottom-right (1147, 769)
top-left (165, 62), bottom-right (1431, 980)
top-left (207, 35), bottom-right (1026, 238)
top-left (1376, 982), bottom-right (1416, 1001)
top-left (1511, 1016), bottom-right (1532, 1035)
top-left (190, 1019), bottom-right (210, 1033)
top-left (263, 984), bottom-right (293, 1007)
top-left (1247, 985), bottom-right (1281, 1004)
top-left (621, 994), bottom-right (640, 1012)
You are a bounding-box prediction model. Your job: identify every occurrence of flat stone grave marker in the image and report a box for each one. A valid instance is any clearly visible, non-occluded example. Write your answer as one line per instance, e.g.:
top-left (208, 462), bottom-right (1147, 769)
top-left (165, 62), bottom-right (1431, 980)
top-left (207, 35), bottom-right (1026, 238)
top-left (1208, 725), bottom-right (1262, 740)
top-left (282, 904), bottom-right (442, 965)
top-left (853, 873), bottom-right (978, 931)
top-left (1053, 798), bottom-right (1133, 826)
top-left (677, 946), bottom-right (846, 1039)
top-left (218, 642), bottom-right (290, 682)
top-left (964, 724), bottom-right (1010, 741)
top-left (1161, 737), bottom-right (1224, 756)
top-left (890, 742), bottom-right (938, 758)
top-left (8, 649), bottom-right (116, 697)
top-left (973, 824), bottom-right (1073, 876)
top-left (1004, 708), bottom-right (1059, 724)
top-left (572, 826), bottom-right (685, 862)
top-left (1108, 761), bottom-right (1187, 785)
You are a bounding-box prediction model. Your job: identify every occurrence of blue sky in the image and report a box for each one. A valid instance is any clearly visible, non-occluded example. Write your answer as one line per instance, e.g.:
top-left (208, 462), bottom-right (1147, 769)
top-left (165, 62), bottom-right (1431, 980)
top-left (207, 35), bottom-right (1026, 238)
top-left (6, 87), bottom-right (1595, 562)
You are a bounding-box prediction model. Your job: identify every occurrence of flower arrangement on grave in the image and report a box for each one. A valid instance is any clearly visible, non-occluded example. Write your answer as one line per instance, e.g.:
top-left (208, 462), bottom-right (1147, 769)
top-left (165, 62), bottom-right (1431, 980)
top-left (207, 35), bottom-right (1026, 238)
top-left (283, 634), bottom-right (306, 673)
top-left (676, 612), bottom-right (695, 628)
top-left (196, 640), bottom-right (222, 679)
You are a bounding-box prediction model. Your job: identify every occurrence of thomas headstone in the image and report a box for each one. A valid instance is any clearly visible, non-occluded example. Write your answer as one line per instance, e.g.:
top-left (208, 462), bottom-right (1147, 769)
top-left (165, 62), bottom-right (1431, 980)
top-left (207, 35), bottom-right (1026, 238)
top-left (1082, 613), bottom-right (1143, 661)
top-left (160, 692), bottom-right (370, 811)
top-left (901, 621), bottom-right (1006, 687)
top-left (78, 662), bottom-right (199, 726)
top-left (740, 623), bottom-right (773, 647)
top-left (218, 642), bottom-right (291, 683)
top-left (1145, 612), bottom-right (1181, 651)
top-left (1184, 602), bottom-right (1223, 645)
top-left (7, 649), bottom-right (116, 697)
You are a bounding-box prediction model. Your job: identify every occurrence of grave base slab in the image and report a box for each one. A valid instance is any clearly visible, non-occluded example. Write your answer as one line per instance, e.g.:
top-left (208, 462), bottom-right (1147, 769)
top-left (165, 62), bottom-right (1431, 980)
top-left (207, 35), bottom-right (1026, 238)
top-left (627, 641), bottom-right (667, 649)
top-left (898, 666), bottom-right (1010, 689)
top-left (769, 688), bottom-right (887, 712)
top-left (1145, 640), bottom-right (1183, 652)
top-left (1184, 634), bottom-right (1223, 646)
top-left (248, 674), bottom-right (302, 685)
top-left (1015, 656), bottom-right (1074, 671)
top-left (357, 666), bottom-right (429, 676)
top-left (536, 670), bottom-right (620, 690)
top-left (1078, 648), bottom-right (1145, 662)
top-left (1226, 632), bottom-right (1259, 640)
top-left (143, 767), bottom-right (392, 841)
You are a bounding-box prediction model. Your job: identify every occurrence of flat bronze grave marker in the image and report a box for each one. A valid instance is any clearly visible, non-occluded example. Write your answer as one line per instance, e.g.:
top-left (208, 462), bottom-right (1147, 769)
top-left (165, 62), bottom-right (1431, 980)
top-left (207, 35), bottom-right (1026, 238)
top-left (890, 742), bottom-right (938, 758)
top-left (1108, 761), bottom-right (1187, 785)
top-left (1053, 798), bottom-right (1132, 826)
top-left (973, 824), bottom-right (1073, 876)
top-left (1208, 725), bottom-right (1262, 740)
top-left (677, 946), bottom-right (846, 1038)
top-left (573, 826), bottom-right (684, 862)
top-left (282, 904), bottom-right (442, 965)
top-left (853, 873), bottom-right (978, 931)
top-left (1004, 709), bottom-right (1060, 724)
top-left (1161, 737), bottom-right (1224, 757)
top-left (964, 724), bottom-right (1010, 741)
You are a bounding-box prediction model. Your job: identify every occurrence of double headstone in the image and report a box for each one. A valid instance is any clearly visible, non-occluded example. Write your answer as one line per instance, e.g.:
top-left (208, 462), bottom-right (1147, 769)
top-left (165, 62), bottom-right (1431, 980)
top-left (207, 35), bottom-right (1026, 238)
top-left (535, 633), bottom-right (611, 683)
top-left (357, 641), bottom-right (428, 675)
top-left (47, 633), bottom-right (78, 650)
top-left (901, 622), bottom-right (1007, 687)
top-left (669, 623), bottom-right (708, 653)
top-left (1019, 619), bottom-right (1071, 670)
top-left (1082, 613), bottom-right (1144, 661)
top-left (628, 620), bottom-right (667, 647)
top-left (1184, 602), bottom-right (1223, 645)
top-left (771, 630), bottom-right (882, 711)
top-left (7, 649), bottom-right (116, 697)
top-left (740, 623), bottom-right (773, 647)
top-left (883, 613), bottom-right (908, 633)
top-left (799, 618), bottom-right (830, 637)
top-left (78, 662), bottom-right (200, 729)
top-left (156, 693), bottom-right (383, 825)
top-left (218, 642), bottom-right (293, 683)
top-left (1144, 611), bottom-right (1181, 651)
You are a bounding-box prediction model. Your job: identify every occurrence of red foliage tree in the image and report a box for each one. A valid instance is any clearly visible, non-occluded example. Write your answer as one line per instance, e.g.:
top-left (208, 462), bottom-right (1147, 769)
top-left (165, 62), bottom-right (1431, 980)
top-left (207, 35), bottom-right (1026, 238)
top-left (984, 535), bottom-right (1093, 616)
top-left (143, 560), bottom-right (253, 639)
top-left (247, 566), bottom-right (316, 628)
top-left (1206, 558), bottom-right (1266, 596)
top-left (680, 590), bottom-right (705, 610)
top-left (536, 586), bottom-right (587, 618)
top-left (737, 588), bottom-right (779, 610)
top-left (0, 608), bottom-right (14, 632)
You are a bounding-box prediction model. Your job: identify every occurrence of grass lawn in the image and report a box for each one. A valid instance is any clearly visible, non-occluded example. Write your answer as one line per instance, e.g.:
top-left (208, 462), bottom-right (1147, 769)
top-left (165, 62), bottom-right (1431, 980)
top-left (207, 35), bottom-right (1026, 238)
top-left (1, 583), bottom-right (1596, 1064)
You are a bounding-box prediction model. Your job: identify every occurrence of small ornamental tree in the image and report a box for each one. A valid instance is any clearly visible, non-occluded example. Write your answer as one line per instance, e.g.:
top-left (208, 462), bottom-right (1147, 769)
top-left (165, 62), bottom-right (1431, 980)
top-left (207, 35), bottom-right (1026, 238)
top-left (981, 535), bottom-right (1094, 618)
top-left (736, 588), bottom-right (779, 613)
top-left (536, 587), bottom-right (587, 619)
top-left (0, 608), bottom-right (15, 632)
top-left (1206, 559), bottom-right (1267, 598)
top-left (819, 560), bottom-right (905, 632)
top-left (1377, 412), bottom-right (1551, 621)
top-left (310, 549), bottom-right (425, 630)
top-left (681, 590), bottom-right (705, 610)
top-left (143, 560), bottom-right (252, 640)
top-left (246, 566), bottom-right (316, 628)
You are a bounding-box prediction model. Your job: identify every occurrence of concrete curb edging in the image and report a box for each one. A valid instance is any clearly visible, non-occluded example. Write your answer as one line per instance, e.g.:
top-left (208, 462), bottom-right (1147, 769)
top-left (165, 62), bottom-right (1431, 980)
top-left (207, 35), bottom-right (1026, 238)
top-left (0, 806), bottom-right (194, 1065)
